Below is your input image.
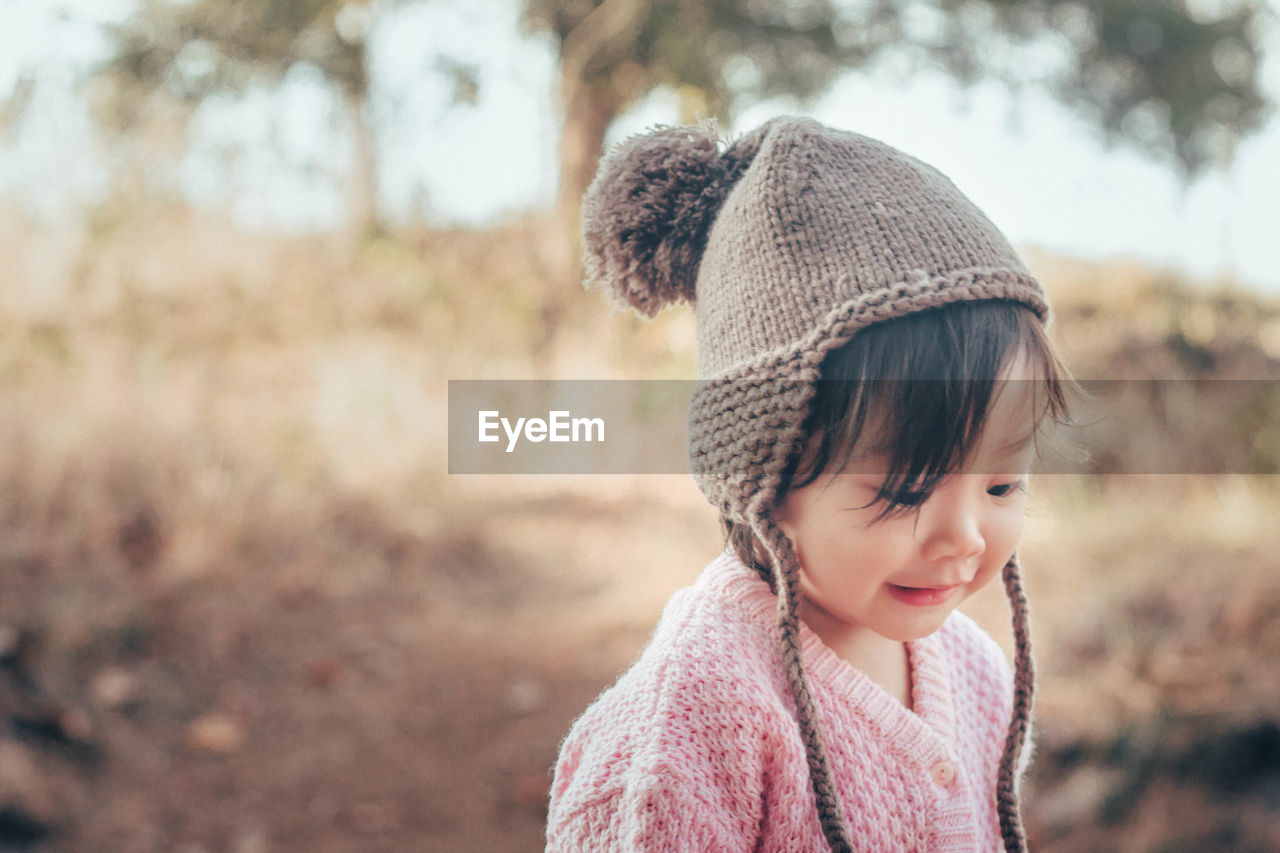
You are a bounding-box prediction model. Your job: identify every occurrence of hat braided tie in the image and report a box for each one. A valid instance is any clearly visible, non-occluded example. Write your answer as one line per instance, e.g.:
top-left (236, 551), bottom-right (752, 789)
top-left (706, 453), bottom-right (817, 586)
top-left (997, 556), bottom-right (1035, 853)
top-left (752, 508), bottom-right (855, 853)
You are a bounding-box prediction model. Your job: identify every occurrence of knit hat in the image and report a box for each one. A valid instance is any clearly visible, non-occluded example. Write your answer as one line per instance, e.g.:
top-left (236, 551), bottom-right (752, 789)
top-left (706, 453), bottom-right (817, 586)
top-left (581, 116), bottom-right (1048, 853)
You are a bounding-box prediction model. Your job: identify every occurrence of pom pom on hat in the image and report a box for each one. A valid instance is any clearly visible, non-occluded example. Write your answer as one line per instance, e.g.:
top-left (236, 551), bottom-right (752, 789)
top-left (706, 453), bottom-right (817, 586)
top-left (580, 123), bottom-right (733, 317)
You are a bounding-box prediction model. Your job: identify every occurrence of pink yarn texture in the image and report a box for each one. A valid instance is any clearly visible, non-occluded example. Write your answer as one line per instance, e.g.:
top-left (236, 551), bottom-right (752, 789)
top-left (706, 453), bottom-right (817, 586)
top-left (547, 551), bottom-right (1030, 852)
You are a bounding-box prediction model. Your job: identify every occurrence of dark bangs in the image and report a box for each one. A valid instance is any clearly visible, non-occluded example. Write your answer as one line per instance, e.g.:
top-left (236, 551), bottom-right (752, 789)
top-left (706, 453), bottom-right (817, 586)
top-left (782, 300), bottom-right (1070, 521)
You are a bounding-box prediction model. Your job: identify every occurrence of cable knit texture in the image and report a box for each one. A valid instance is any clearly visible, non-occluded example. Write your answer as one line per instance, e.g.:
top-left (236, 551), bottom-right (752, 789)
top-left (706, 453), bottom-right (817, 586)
top-left (547, 552), bottom-right (1027, 852)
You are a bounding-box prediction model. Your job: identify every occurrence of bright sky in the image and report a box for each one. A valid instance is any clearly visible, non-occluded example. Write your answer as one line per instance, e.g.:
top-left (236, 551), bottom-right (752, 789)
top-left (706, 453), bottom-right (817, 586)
top-left (2, 0), bottom-right (1279, 292)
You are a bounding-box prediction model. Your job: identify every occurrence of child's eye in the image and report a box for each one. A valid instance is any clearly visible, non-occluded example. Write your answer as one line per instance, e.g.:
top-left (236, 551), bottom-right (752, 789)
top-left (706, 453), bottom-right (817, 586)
top-left (988, 481), bottom-right (1026, 498)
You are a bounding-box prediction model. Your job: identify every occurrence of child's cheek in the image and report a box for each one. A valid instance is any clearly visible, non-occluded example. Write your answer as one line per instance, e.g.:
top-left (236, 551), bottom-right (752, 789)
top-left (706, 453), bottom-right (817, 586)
top-left (991, 507), bottom-right (1028, 567)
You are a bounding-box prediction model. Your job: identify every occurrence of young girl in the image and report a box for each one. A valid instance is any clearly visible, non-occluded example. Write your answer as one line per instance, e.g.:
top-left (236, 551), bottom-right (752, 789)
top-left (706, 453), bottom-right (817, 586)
top-left (547, 117), bottom-right (1070, 852)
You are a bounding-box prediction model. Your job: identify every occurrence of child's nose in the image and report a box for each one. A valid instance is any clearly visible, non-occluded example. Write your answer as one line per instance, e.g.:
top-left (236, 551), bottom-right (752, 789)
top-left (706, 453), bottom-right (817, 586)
top-left (918, 484), bottom-right (985, 567)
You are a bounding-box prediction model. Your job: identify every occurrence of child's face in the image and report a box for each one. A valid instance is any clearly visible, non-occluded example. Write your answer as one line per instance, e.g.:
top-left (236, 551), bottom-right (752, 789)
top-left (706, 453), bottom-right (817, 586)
top-left (775, 354), bottom-right (1038, 644)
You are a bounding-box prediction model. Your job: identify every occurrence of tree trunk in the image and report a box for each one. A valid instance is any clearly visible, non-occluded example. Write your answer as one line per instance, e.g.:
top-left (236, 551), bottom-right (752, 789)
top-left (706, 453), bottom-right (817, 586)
top-left (556, 73), bottom-right (617, 239)
top-left (344, 86), bottom-right (380, 242)
top-left (531, 67), bottom-right (619, 368)
top-left (528, 0), bottom-right (651, 369)
top-left (552, 0), bottom-right (648, 243)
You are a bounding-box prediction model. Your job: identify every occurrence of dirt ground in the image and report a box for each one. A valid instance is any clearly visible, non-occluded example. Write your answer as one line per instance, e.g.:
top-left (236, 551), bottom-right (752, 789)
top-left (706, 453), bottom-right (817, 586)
top-left (4, 472), bottom-right (1280, 852)
top-left (0, 474), bottom-right (715, 852)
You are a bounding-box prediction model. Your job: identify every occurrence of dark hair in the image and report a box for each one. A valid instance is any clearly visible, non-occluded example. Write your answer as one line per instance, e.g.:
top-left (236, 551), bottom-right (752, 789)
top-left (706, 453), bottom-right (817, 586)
top-left (726, 299), bottom-right (1070, 581)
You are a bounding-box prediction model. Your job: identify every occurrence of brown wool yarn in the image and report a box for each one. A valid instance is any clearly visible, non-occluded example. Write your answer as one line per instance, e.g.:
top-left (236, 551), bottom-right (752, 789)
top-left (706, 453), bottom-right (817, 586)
top-left (581, 116), bottom-right (1047, 853)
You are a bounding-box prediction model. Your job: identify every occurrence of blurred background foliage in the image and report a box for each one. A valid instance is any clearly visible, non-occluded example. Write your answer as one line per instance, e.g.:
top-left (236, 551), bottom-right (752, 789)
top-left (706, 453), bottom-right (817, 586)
top-left (1, 1), bottom-right (1279, 851)
top-left (58, 0), bottom-right (1276, 232)
top-left (35, 0), bottom-right (1276, 339)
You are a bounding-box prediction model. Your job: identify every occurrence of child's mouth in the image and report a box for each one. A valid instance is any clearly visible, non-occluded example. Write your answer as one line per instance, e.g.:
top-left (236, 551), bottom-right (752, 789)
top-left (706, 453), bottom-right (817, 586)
top-left (885, 583), bottom-right (962, 607)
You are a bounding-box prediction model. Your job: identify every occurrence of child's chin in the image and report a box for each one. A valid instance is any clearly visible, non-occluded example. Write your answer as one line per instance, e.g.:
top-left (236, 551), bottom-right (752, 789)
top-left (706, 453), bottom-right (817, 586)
top-left (877, 611), bottom-right (954, 642)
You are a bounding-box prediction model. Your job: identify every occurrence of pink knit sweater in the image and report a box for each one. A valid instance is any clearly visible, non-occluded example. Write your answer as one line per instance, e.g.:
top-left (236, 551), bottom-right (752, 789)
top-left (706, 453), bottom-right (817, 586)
top-left (547, 550), bottom-right (1025, 852)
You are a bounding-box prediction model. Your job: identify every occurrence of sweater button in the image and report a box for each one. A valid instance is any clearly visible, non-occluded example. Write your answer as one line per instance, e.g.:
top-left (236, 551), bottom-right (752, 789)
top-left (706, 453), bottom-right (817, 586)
top-left (931, 760), bottom-right (956, 787)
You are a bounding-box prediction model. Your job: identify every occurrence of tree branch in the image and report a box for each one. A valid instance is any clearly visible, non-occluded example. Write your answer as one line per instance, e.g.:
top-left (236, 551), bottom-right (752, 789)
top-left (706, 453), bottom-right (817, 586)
top-left (560, 0), bottom-right (650, 81)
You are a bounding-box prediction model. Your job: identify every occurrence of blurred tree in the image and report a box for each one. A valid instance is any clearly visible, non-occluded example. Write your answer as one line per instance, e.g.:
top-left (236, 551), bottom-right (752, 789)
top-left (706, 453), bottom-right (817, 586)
top-left (525, 0), bottom-right (1273, 266)
top-left (97, 0), bottom-right (383, 236)
top-left (0, 75), bottom-right (36, 142)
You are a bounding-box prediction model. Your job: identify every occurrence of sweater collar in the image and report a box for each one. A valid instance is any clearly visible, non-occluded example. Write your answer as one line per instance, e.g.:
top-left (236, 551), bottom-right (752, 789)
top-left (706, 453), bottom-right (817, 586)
top-left (711, 550), bottom-right (959, 760)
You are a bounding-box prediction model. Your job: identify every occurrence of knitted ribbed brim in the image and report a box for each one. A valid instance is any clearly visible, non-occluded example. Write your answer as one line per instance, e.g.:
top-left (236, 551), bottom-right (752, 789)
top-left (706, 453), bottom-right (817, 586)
top-left (581, 116), bottom-right (1045, 853)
